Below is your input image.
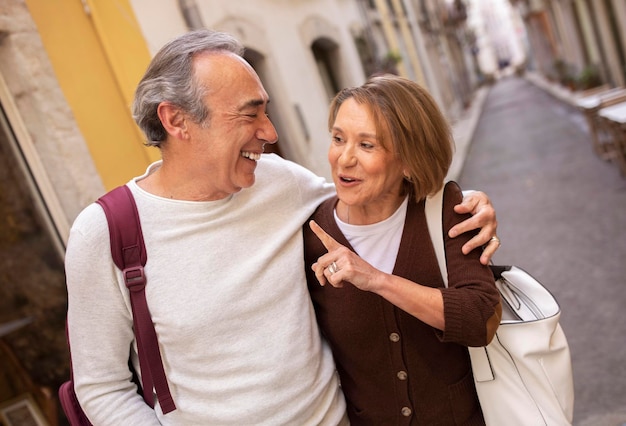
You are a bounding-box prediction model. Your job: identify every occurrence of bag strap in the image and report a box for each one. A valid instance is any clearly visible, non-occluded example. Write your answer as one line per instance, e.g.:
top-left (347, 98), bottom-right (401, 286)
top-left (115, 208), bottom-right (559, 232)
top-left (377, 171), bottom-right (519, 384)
top-left (425, 185), bottom-right (448, 287)
top-left (96, 185), bottom-right (176, 414)
top-left (425, 184), bottom-right (495, 376)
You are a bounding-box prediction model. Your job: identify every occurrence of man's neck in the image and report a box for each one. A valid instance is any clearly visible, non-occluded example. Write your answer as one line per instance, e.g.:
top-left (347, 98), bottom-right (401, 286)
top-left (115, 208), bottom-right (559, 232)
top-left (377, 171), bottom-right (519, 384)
top-left (136, 161), bottom-right (230, 201)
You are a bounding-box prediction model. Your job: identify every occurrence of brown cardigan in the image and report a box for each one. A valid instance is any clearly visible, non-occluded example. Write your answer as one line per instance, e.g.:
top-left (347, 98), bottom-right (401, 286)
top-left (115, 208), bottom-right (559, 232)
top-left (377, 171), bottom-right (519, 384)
top-left (303, 182), bottom-right (501, 426)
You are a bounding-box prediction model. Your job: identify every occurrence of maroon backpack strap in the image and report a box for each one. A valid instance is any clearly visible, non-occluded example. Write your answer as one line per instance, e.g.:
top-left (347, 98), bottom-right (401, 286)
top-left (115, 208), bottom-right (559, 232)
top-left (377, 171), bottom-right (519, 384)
top-left (96, 185), bottom-right (176, 414)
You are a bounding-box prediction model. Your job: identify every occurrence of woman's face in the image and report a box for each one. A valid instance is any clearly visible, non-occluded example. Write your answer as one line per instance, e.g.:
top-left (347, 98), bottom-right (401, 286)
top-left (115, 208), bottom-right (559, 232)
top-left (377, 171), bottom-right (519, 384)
top-left (329, 98), bottom-right (406, 221)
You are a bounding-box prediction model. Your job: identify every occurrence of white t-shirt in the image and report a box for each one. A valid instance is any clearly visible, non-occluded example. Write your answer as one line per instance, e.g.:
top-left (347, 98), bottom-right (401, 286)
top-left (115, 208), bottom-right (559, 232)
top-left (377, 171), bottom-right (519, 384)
top-left (65, 154), bottom-right (347, 425)
top-left (335, 196), bottom-right (409, 273)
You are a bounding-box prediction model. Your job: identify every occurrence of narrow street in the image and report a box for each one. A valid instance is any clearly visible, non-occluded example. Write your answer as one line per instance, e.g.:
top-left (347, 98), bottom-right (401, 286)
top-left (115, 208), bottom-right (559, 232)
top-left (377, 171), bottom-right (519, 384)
top-left (459, 76), bottom-right (626, 426)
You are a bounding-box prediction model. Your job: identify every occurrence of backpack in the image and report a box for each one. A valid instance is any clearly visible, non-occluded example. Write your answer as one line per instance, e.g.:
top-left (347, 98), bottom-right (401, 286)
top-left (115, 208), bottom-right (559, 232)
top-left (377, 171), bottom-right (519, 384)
top-left (58, 185), bottom-right (176, 425)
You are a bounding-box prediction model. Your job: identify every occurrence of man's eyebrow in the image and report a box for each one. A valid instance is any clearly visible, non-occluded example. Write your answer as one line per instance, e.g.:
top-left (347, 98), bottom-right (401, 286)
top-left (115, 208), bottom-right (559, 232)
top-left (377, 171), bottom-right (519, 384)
top-left (239, 98), bottom-right (269, 110)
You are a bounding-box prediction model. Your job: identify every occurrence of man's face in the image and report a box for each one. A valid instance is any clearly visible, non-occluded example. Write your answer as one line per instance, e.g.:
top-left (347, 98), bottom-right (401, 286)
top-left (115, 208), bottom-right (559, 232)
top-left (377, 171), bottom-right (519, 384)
top-left (185, 52), bottom-right (278, 199)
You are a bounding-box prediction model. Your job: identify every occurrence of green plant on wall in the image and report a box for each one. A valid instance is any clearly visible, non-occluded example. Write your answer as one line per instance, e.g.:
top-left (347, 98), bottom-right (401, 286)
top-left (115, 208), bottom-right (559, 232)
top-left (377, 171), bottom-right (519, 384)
top-left (381, 50), bottom-right (402, 75)
top-left (577, 65), bottom-right (602, 90)
top-left (553, 59), bottom-right (576, 89)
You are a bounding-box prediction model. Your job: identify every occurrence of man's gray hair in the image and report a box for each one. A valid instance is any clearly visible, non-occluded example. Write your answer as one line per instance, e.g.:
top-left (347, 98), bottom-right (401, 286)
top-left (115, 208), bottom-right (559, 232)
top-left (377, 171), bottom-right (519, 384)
top-left (132, 29), bottom-right (245, 146)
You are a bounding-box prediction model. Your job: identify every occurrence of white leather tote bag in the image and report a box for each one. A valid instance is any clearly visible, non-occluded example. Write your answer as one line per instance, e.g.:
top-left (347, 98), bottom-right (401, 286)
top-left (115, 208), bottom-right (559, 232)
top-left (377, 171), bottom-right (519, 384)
top-left (425, 186), bottom-right (574, 426)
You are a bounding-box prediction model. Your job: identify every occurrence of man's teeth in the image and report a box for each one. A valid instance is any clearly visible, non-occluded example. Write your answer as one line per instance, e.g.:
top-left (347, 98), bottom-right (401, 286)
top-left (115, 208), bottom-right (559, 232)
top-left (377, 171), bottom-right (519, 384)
top-left (241, 151), bottom-right (261, 161)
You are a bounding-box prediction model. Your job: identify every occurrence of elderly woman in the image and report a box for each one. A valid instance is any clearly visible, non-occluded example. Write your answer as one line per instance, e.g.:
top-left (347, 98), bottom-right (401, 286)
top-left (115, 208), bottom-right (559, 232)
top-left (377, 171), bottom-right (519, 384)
top-left (303, 74), bottom-right (502, 425)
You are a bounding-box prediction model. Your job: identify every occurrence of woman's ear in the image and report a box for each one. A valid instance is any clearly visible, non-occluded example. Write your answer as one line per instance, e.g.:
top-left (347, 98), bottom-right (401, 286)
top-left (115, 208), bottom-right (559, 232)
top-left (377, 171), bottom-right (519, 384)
top-left (157, 102), bottom-right (188, 140)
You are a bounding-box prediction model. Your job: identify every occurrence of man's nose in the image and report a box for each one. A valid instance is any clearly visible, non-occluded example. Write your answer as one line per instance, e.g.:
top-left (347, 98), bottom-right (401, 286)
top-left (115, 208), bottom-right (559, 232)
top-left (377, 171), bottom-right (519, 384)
top-left (258, 115), bottom-right (278, 144)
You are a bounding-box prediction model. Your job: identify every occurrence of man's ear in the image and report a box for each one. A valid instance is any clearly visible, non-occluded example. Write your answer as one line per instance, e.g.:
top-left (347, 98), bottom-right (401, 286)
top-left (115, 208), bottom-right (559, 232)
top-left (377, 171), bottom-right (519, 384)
top-left (157, 102), bottom-right (188, 140)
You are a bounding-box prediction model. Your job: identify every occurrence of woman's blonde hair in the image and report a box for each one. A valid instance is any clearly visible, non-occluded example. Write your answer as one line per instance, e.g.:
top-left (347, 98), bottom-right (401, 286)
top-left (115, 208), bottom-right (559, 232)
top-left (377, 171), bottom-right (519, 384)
top-left (328, 74), bottom-right (454, 200)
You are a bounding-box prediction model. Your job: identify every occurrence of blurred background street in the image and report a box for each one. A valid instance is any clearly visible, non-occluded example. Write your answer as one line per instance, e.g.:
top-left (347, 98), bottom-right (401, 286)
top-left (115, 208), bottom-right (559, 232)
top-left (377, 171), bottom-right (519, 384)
top-left (459, 75), bottom-right (626, 426)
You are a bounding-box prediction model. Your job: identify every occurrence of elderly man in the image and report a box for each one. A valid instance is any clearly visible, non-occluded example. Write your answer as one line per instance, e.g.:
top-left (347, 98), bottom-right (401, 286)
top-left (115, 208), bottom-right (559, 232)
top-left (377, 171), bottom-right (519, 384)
top-left (64, 29), bottom-right (498, 425)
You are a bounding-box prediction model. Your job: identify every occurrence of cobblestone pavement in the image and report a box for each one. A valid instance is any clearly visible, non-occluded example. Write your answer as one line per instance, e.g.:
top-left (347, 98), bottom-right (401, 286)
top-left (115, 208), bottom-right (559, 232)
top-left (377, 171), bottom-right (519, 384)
top-left (458, 76), bottom-right (626, 426)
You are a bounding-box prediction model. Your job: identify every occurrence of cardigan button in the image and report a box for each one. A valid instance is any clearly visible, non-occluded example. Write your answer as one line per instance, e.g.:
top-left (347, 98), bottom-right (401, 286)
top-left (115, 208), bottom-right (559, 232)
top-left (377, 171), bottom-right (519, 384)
top-left (389, 333), bottom-right (400, 342)
top-left (401, 407), bottom-right (412, 417)
top-left (397, 370), bottom-right (407, 380)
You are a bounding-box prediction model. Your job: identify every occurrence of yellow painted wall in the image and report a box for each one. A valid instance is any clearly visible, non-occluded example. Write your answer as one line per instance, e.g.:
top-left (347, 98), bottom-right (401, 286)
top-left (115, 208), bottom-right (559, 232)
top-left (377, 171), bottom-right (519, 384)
top-left (24, 0), bottom-right (159, 190)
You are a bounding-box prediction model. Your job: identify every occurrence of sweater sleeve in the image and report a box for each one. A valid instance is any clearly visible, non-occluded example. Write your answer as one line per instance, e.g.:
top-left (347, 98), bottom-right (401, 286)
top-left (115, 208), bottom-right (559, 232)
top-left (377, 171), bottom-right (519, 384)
top-left (439, 182), bottom-right (501, 347)
top-left (65, 203), bottom-right (161, 425)
top-left (273, 154), bottom-right (335, 215)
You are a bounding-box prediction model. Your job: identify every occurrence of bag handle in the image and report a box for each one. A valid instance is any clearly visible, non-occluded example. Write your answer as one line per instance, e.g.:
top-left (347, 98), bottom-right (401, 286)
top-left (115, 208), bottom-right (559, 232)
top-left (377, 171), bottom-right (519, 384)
top-left (96, 185), bottom-right (176, 414)
top-left (425, 185), bottom-right (447, 287)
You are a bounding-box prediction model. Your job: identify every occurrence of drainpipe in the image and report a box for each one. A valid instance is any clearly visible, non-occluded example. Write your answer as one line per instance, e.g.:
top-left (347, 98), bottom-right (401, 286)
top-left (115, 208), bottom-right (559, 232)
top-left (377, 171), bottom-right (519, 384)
top-left (373, 0), bottom-right (409, 77)
top-left (178, 0), bottom-right (204, 30)
top-left (398, 0), bottom-right (444, 106)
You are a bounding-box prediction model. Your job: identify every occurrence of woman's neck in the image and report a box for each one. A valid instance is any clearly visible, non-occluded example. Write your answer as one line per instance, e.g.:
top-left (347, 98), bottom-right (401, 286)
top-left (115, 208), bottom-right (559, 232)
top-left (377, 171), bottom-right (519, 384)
top-left (336, 195), bottom-right (406, 225)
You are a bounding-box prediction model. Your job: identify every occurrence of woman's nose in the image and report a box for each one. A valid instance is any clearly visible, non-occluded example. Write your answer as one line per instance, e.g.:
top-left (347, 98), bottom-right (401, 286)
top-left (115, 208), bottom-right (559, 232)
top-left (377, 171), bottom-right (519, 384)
top-left (338, 145), bottom-right (356, 166)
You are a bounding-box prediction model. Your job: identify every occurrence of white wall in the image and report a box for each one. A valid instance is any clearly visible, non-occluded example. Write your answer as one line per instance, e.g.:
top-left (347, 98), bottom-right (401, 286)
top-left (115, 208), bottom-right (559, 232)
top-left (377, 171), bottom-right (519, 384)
top-left (467, 0), bottom-right (527, 76)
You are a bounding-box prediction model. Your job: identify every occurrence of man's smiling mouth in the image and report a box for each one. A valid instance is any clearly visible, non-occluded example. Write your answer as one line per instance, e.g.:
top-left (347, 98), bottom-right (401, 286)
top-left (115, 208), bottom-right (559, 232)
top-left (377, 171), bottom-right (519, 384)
top-left (241, 151), bottom-right (261, 161)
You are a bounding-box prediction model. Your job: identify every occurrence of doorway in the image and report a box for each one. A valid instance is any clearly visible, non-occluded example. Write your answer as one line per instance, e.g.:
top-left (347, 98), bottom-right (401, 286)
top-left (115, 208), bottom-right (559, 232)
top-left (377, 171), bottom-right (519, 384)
top-left (0, 102), bottom-right (69, 425)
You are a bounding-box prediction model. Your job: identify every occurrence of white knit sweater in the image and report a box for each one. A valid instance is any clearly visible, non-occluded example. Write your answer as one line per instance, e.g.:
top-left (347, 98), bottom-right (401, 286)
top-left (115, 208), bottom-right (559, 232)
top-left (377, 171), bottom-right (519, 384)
top-left (65, 154), bottom-right (346, 425)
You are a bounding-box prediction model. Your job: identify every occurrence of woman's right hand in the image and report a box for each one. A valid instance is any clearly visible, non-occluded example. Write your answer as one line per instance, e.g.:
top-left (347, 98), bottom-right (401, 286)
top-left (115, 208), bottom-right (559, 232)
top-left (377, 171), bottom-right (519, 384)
top-left (308, 220), bottom-right (386, 292)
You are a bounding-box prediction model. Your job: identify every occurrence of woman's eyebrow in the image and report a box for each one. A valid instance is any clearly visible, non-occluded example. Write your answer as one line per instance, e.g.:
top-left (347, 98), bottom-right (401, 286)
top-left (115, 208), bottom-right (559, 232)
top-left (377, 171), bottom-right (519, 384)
top-left (332, 125), bottom-right (377, 139)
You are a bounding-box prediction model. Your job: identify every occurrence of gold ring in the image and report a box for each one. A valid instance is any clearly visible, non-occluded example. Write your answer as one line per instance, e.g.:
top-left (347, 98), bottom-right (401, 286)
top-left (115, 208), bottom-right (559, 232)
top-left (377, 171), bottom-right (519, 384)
top-left (490, 236), bottom-right (500, 245)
